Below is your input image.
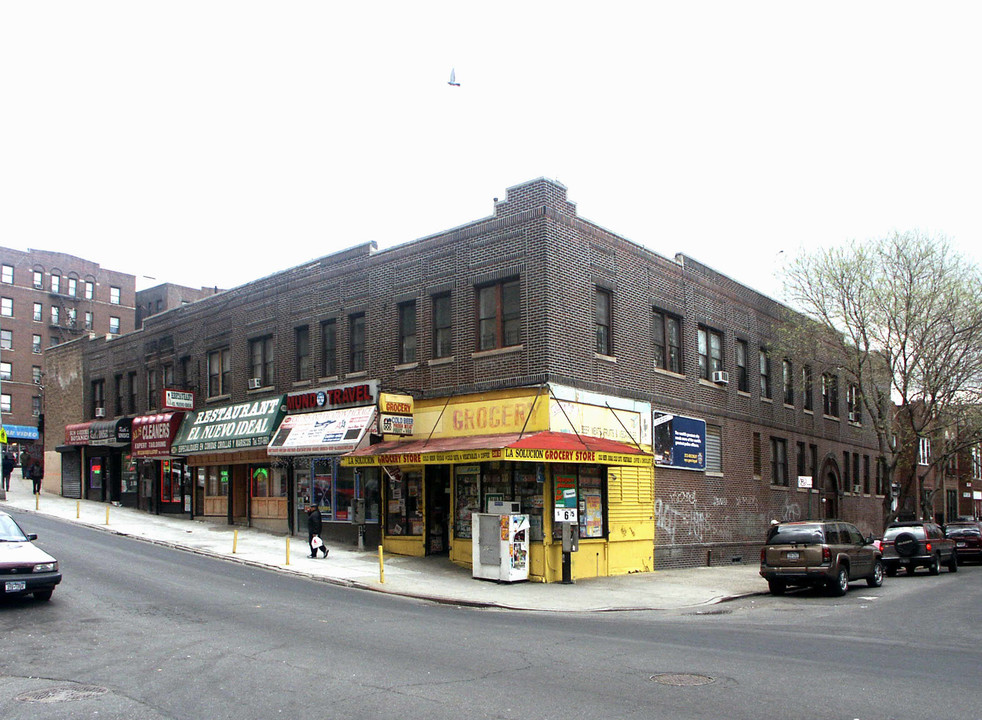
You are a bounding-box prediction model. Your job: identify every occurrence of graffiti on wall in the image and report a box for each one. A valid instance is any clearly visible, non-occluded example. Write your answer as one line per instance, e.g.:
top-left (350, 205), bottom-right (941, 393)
top-left (654, 491), bottom-right (801, 545)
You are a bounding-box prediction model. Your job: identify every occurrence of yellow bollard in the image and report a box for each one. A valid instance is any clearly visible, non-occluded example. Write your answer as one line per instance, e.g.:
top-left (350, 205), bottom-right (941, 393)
top-left (35, 493), bottom-right (39, 510)
top-left (285, 537), bottom-right (290, 565)
top-left (378, 545), bottom-right (385, 584)
top-left (76, 501), bottom-right (80, 519)
top-left (106, 506), bottom-right (110, 525)
top-left (232, 529), bottom-right (238, 554)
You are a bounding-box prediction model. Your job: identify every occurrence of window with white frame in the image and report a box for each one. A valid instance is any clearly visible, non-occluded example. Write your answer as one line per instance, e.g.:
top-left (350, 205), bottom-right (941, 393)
top-left (0, 362), bottom-right (11, 381)
top-left (918, 437), bottom-right (931, 465)
top-left (85, 281), bottom-right (94, 300)
top-left (109, 316), bottom-right (120, 334)
top-left (51, 274), bottom-right (61, 293)
top-left (1, 330), bottom-right (12, 351)
top-left (1, 265), bottom-right (13, 284)
top-left (33, 302), bottom-right (42, 322)
top-left (84, 311), bottom-right (93, 330)
top-left (1, 394), bottom-right (10, 413)
top-left (32, 334), bottom-right (41, 353)
top-left (33, 270), bottom-right (43, 289)
top-left (51, 306), bottom-right (60, 325)
top-left (110, 286), bottom-right (121, 304)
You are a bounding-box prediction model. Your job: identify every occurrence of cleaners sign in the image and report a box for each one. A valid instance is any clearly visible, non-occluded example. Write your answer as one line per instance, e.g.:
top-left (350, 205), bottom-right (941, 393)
top-left (653, 412), bottom-right (706, 471)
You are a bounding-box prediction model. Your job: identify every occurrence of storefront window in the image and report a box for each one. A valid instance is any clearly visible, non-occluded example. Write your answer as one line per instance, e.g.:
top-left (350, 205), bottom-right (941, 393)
top-left (551, 463), bottom-right (607, 540)
top-left (122, 454), bottom-right (138, 494)
top-left (335, 471), bottom-right (355, 521)
top-left (311, 458), bottom-right (336, 518)
top-left (385, 468), bottom-right (423, 536)
top-left (161, 460), bottom-right (183, 502)
top-left (361, 468), bottom-right (380, 522)
top-left (454, 465), bottom-right (480, 538)
top-left (206, 466), bottom-right (229, 496)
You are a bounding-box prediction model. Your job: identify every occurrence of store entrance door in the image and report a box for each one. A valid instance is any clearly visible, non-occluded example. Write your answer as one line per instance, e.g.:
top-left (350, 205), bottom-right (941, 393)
top-left (426, 466), bottom-right (450, 555)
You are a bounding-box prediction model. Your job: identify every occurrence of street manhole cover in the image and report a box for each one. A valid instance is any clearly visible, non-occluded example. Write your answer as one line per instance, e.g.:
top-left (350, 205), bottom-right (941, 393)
top-left (650, 673), bottom-right (715, 687)
top-left (15, 685), bottom-right (110, 703)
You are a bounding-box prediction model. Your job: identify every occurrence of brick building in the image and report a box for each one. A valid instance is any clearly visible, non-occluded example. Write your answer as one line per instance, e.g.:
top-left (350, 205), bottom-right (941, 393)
top-left (0, 247), bottom-right (135, 463)
top-left (135, 283), bottom-right (222, 328)
top-left (43, 178), bottom-right (885, 573)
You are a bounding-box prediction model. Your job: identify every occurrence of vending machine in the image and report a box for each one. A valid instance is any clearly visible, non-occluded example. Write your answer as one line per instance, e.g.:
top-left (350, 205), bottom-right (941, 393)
top-left (472, 512), bottom-right (530, 583)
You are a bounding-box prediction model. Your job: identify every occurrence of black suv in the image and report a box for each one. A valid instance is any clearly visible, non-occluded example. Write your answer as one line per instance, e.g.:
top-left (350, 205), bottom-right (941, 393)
top-left (880, 521), bottom-right (957, 576)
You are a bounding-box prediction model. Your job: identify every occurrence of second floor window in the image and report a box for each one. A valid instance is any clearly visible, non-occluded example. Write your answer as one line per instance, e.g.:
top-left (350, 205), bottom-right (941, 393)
top-left (295, 326), bottom-right (311, 381)
top-left (433, 293), bottom-right (452, 359)
top-left (477, 278), bottom-right (520, 351)
top-left (847, 384), bottom-right (862, 423)
top-left (595, 288), bottom-right (612, 355)
top-left (822, 373), bottom-right (839, 416)
top-left (208, 348), bottom-right (230, 397)
top-left (249, 336), bottom-right (274, 386)
top-left (735, 339), bottom-right (749, 392)
top-left (84, 311), bottom-right (93, 330)
top-left (109, 316), bottom-right (120, 334)
top-left (398, 301), bottom-right (417, 364)
top-left (759, 349), bottom-right (771, 399)
top-left (321, 319), bottom-right (337, 377)
top-left (782, 359), bottom-right (794, 406)
top-left (128, 371), bottom-right (138, 413)
top-left (92, 379), bottom-right (105, 416)
top-left (771, 437), bottom-right (789, 486)
top-left (653, 310), bottom-right (682, 374)
top-left (0, 394), bottom-right (10, 413)
top-left (349, 313), bottom-right (366, 372)
top-left (918, 436), bottom-right (931, 465)
top-left (697, 327), bottom-right (723, 380)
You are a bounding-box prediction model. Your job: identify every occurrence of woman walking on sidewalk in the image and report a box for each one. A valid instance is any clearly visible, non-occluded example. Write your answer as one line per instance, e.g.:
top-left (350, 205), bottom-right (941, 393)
top-left (29, 461), bottom-right (43, 495)
top-left (305, 504), bottom-right (328, 558)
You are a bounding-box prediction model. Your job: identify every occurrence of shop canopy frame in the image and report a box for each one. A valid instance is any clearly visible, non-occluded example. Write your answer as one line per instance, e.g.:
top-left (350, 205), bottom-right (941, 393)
top-left (341, 430), bottom-right (651, 467)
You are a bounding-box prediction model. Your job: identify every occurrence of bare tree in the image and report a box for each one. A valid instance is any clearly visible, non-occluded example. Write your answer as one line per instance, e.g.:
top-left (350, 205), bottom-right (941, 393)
top-left (781, 231), bottom-right (982, 526)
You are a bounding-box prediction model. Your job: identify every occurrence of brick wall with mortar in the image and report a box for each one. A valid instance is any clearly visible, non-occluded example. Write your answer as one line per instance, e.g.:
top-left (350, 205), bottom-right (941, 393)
top-left (61, 178), bottom-right (884, 568)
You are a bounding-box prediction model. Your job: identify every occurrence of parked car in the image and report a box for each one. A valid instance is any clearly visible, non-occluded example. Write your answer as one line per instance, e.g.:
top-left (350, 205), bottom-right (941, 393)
top-left (880, 521), bottom-right (957, 576)
top-left (0, 510), bottom-right (61, 601)
top-left (760, 520), bottom-right (884, 596)
top-left (944, 520), bottom-right (982, 564)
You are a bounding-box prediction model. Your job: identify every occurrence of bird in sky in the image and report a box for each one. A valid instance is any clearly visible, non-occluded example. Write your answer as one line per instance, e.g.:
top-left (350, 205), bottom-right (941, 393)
top-left (448, 68), bottom-right (460, 87)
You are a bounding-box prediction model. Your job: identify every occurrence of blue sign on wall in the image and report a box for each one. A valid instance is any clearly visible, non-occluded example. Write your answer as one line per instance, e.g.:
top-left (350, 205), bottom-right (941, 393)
top-left (653, 412), bottom-right (706, 471)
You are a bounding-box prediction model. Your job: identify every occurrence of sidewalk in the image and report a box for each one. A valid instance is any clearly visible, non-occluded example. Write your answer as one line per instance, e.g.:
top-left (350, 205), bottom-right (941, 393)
top-left (1, 476), bottom-right (765, 611)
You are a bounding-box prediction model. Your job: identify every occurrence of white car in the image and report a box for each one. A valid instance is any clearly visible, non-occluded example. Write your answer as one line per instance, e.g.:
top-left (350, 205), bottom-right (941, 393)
top-left (0, 510), bottom-right (62, 601)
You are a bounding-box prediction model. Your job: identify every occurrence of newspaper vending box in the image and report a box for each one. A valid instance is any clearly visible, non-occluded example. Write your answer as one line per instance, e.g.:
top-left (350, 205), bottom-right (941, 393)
top-left (472, 513), bottom-right (530, 583)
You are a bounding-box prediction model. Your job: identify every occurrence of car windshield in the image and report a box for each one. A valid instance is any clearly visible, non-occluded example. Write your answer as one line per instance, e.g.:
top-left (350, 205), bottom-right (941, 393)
top-left (884, 525), bottom-right (926, 540)
top-left (946, 525), bottom-right (980, 538)
top-left (0, 514), bottom-right (30, 542)
top-left (766, 524), bottom-right (824, 545)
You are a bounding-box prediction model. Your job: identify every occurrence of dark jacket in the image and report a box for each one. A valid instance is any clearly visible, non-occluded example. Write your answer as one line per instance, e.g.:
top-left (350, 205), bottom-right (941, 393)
top-left (307, 508), bottom-right (323, 535)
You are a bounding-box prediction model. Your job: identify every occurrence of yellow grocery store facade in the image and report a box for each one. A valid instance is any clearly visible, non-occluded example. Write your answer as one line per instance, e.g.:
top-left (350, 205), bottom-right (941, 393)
top-left (343, 384), bottom-right (654, 583)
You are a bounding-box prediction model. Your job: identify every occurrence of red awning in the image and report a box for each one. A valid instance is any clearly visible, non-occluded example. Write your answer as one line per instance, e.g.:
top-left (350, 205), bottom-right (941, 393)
top-left (343, 431), bottom-right (649, 466)
top-left (65, 422), bottom-right (93, 446)
top-left (131, 412), bottom-right (185, 458)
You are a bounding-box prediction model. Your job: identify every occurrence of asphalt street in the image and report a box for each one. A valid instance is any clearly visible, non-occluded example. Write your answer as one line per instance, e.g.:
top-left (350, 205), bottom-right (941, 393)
top-left (3, 510), bottom-right (981, 720)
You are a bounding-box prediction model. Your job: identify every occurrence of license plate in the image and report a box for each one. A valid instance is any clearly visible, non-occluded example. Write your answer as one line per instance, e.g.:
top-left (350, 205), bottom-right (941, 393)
top-left (786, 551), bottom-right (800, 560)
top-left (5, 580), bottom-right (27, 593)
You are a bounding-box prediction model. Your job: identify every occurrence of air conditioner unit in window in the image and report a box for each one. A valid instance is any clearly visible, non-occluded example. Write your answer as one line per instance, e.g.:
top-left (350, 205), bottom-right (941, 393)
top-left (849, 411), bottom-right (861, 423)
top-left (711, 370), bottom-right (729, 385)
top-left (247, 377), bottom-right (263, 390)
top-left (94, 407), bottom-right (106, 418)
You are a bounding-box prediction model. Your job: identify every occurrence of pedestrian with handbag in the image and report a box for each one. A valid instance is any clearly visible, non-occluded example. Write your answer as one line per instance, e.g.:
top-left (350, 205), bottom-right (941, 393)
top-left (305, 504), bottom-right (328, 558)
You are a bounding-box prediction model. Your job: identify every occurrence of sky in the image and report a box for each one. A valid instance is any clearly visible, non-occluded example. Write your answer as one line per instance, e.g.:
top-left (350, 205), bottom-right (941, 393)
top-left (3, 2), bottom-right (981, 300)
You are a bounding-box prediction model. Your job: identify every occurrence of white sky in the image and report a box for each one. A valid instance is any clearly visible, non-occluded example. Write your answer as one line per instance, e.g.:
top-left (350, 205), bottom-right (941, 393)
top-left (3, 2), bottom-right (980, 298)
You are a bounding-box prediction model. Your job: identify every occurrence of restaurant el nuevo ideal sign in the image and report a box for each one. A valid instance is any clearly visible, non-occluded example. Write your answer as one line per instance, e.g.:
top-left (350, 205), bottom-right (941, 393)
top-left (172, 397), bottom-right (285, 454)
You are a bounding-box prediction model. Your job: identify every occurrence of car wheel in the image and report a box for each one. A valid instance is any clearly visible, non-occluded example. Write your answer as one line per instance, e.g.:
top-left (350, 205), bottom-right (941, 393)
top-left (948, 552), bottom-right (958, 573)
top-left (867, 560), bottom-right (884, 587)
top-left (768, 580), bottom-right (786, 596)
top-left (33, 590), bottom-right (53, 602)
top-left (828, 566), bottom-right (849, 596)
top-left (894, 532), bottom-right (918, 557)
top-left (928, 554), bottom-right (941, 576)
top-left (885, 565), bottom-right (898, 577)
